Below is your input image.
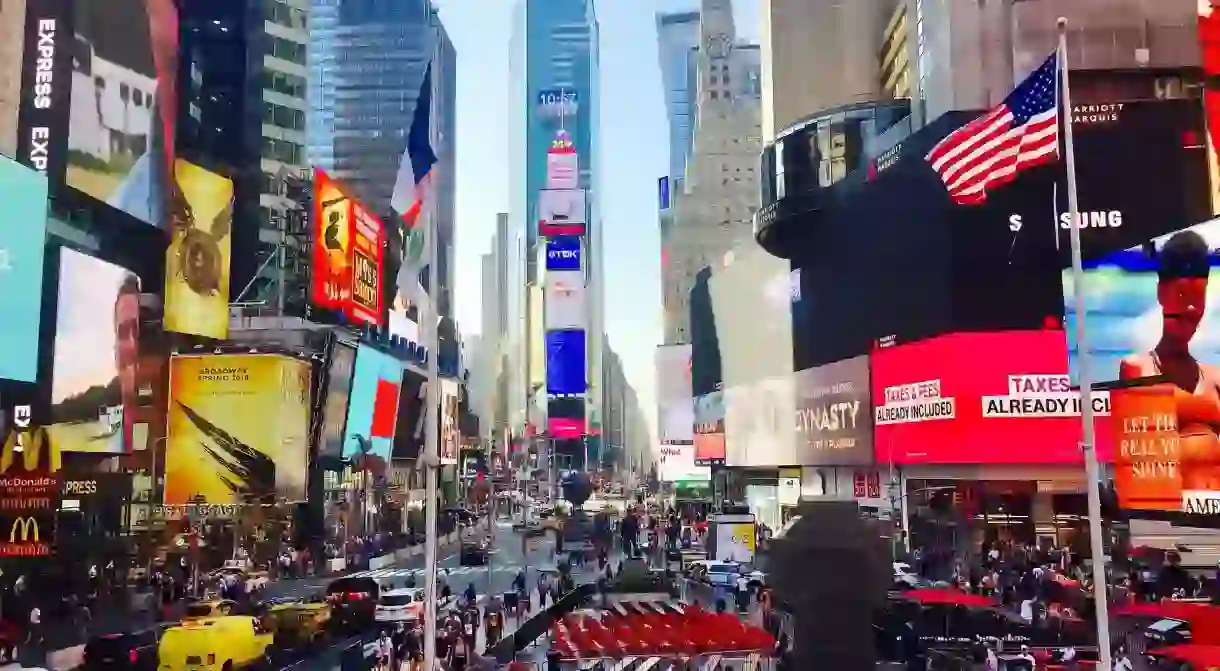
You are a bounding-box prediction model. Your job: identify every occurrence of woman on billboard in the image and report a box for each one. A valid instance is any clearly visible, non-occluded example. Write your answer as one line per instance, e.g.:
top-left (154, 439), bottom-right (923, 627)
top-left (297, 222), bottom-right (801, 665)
top-left (1118, 230), bottom-right (1220, 491)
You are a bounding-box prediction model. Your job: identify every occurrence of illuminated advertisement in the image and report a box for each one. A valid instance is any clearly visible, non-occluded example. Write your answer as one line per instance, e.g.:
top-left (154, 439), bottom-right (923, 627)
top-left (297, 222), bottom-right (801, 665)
top-left (536, 88), bottom-right (578, 120)
top-left (67, 0), bottom-right (180, 228)
top-left (693, 390), bottom-right (725, 466)
top-left (538, 189), bottom-right (587, 237)
top-left (656, 344), bottom-right (694, 443)
top-left (312, 168), bottom-right (384, 327)
top-left (724, 376), bottom-right (797, 467)
top-left (0, 157), bottom-right (49, 383)
top-left (165, 354), bottom-right (311, 506)
top-left (440, 378), bottom-right (459, 465)
top-left (545, 282), bottom-right (586, 330)
top-left (546, 329), bottom-right (587, 396)
top-left (528, 285), bottom-right (544, 388)
top-left (16, 0), bottom-right (74, 176)
top-left (546, 129), bottom-right (579, 190)
top-left (0, 410), bottom-right (62, 557)
top-left (548, 417), bottom-right (585, 440)
top-left (317, 342), bottom-right (356, 460)
top-left (392, 368), bottom-right (426, 460)
top-left (793, 355), bottom-right (873, 466)
top-left (872, 331), bottom-right (1111, 465)
top-left (1200, 2), bottom-right (1220, 214)
top-left (343, 346), bottom-right (401, 476)
top-left (545, 236), bottom-right (582, 271)
top-left (48, 248), bottom-right (144, 453)
top-left (658, 443), bottom-right (710, 482)
top-left (163, 159), bottom-right (231, 339)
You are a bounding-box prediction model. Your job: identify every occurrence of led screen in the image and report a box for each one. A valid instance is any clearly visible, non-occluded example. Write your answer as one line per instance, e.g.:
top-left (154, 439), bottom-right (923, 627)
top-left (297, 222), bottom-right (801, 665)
top-left (546, 329), bottom-right (587, 396)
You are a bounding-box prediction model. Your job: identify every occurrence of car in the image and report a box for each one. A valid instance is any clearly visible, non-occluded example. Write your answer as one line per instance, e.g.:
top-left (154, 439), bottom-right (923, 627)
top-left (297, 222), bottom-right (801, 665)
top-left (688, 560), bottom-right (741, 588)
top-left (892, 562), bottom-right (926, 589)
top-left (81, 628), bottom-right (161, 671)
top-left (375, 588), bottom-right (426, 623)
top-left (460, 537), bottom-right (491, 566)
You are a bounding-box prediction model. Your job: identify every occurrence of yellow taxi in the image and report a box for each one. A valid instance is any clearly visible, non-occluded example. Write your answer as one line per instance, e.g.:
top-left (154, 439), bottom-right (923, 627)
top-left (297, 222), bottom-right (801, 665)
top-left (157, 616), bottom-right (273, 670)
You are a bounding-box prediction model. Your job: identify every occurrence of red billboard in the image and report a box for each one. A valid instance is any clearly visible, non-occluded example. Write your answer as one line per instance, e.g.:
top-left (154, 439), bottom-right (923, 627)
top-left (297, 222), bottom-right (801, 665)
top-left (312, 168), bottom-right (384, 326)
top-left (871, 330), bottom-right (1112, 465)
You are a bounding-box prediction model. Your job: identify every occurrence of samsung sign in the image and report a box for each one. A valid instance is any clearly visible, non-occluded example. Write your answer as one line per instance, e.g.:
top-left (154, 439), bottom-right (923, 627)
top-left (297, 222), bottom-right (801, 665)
top-left (546, 237), bottom-right (582, 272)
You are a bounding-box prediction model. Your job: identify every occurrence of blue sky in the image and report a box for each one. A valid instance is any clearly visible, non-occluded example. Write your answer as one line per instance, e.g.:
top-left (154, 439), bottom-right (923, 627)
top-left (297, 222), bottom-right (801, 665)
top-left (436, 0), bottom-right (760, 440)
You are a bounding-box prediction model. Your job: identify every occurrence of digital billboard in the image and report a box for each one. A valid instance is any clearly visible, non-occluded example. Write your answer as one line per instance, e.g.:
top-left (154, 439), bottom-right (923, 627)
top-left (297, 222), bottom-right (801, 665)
top-left (536, 88), bottom-right (578, 120)
top-left (694, 390), bottom-right (725, 466)
top-left (0, 157), bottom-right (49, 383)
top-left (724, 375), bottom-right (796, 467)
top-left (538, 189), bottom-right (587, 237)
top-left (546, 129), bottom-right (578, 190)
top-left (546, 329), bottom-right (587, 396)
top-left (163, 159), bottom-right (231, 339)
top-left (312, 168), bottom-right (384, 327)
top-left (546, 236), bottom-right (581, 271)
top-left (548, 417), bottom-right (585, 440)
top-left (440, 378), bottom-right (459, 465)
top-left (16, 0), bottom-right (74, 176)
top-left (545, 282), bottom-right (586, 330)
top-left (871, 330), bottom-right (1111, 465)
top-left (343, 345), bottom-right (401, 475)
top-left (48, 248), bottom-right (145, 453)
top-left (165, 354), bottom-right (311, 506)
top-left (658, 443), bottom-right (710, 482)
top-left (317, 342), bottom-right (356, 461)
top-left (67, 0), bottom-right (180, 228)
top-left (656, 344), bottom-right (694, 443)
top-left (392, 368), bottom-right (426, 460)
top-left (794, 355), bottom-right (873, 465)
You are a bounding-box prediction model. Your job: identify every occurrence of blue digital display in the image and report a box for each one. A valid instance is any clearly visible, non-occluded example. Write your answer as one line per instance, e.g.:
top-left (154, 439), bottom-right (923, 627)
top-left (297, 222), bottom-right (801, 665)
top-left (658, 176), bottom-right (670, 211)
top-left (546, 329), bottom-right (587, 396)
top-left (0, 157), bottom-right (48, 382)
top-left (546, 237), bottom-right (581, 271)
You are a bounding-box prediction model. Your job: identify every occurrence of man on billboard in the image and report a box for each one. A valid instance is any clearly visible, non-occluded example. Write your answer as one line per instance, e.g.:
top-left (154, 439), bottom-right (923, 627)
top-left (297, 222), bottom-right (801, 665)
top-left (114, 273), bottom-right (142, 454)
top-left (1118, 230), bottom-right (1220, 492)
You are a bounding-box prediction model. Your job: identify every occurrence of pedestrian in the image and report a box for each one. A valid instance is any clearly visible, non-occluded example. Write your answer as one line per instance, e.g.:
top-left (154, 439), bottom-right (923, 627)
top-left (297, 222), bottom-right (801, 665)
top-left (377, 629), bottom-right (394, 671)
top-left (735, 573), bottom-right (750, 614)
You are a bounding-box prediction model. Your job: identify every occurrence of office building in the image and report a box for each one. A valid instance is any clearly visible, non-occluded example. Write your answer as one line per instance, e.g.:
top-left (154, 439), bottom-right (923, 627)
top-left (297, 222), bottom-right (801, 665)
top-left (656, 10), bottom-right (700, 183)
top-left (661, 0), bottom-right (762, 344)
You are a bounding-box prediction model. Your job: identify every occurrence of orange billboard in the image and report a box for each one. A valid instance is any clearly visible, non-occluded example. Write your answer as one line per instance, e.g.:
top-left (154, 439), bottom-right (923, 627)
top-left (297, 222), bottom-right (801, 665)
top-left (311, 168), bottom-right (383, 326)
top-left (1113, 386), bottom-right (1185, 512)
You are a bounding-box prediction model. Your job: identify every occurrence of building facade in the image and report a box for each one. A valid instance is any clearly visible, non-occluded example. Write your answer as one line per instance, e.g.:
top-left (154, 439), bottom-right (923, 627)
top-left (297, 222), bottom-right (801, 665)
top-left (0, 0), bottom-right (26, 159)
top-left (656, 10), bottom-right (701, 184)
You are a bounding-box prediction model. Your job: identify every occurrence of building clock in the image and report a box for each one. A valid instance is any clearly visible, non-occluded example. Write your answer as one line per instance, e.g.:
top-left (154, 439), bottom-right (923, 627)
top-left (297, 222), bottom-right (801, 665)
top-left (706, 33), bottom-right (732, 59)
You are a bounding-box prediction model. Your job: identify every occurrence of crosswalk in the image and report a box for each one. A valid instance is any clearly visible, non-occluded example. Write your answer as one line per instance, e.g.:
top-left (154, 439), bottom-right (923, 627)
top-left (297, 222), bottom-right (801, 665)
top-left (345, 565), bottom-right (524, 580)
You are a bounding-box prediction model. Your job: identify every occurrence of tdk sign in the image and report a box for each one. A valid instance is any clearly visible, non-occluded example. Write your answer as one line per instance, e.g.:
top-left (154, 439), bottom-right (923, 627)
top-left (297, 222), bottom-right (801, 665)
top-left (546, 237), bottom-right (581, 271)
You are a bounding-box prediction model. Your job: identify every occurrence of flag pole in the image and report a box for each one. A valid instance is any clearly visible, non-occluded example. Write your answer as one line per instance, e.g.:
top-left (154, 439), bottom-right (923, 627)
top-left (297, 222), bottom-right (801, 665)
top-left (422, 22), bottom-right (441, 671)
top-left (1058, 17), bottom-right (1112, 670)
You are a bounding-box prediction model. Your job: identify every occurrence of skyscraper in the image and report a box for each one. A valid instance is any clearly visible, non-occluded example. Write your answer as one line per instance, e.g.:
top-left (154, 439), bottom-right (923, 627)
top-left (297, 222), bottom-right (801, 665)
top-left (509, 0), bottom-right (602, 463)
top-left (656, 10), bottom-right (700, 183)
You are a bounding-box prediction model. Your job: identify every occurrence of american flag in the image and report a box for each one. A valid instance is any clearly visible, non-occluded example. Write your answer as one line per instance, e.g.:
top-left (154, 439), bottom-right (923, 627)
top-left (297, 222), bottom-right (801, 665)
top-left (926, 52), bottom-right (1060, 205)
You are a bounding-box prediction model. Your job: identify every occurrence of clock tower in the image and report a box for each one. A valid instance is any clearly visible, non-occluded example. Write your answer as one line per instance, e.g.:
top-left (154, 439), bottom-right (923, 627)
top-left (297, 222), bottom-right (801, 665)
top-left (698, 0), bottom-right (738, 105)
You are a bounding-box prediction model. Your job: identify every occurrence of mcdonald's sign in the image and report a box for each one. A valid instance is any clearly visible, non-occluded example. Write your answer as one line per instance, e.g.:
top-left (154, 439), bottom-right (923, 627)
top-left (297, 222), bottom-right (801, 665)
top-left (0, 516), bottom-right (50, 557)
top-left (0, 426), bottom-right (60, 475)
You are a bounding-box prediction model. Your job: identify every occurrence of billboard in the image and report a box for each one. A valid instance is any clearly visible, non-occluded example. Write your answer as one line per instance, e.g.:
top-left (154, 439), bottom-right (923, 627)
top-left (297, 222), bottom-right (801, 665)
top-left (165, 354), bottom-right (311, 505)
top-left (312, 168), bottom-right (384, 326)
top-left (793, 355), bottom-right (874, 465)
top-left (548, 416), bottom-right (585, 439)
top-left (0, 157), bottom-right (49, 383)
top-left (546, 129), bottom-right (578, 189)
top-left (538, 189), bottom-right (587, 237)
top-left (724, 375), bottom-right (797, 467)
top-left (694, 390), bottom-right (726, 466)
top-left (528, 284), bottom-right (544, 388)
top-left (656, 344), bottom-right (694, 443)
top-left (546, 329), bottom-right (587, 396)
top-left (343, 346), bottom-right (401, 474)
top-left (163, 159), bottom-right (231, 339)
top-left (440, 378), bottom-right (459, 465)
top-left (16, 0), bottom-right (74, 176)
top-left (536, 87), bottom-right (578, 120)
top-left (317, 342), bottom-right (356, 461)
top-left (67, 0), bottom-right (180, 228)
top-left (48, 248), bottom-right (145, 453)
top-left (658, 443), bottom-right (710, 482)
top-left (392, 368), bottom-right (426, 460)
top-left (872, 330), bottom-right (1111, 465)
top-left (0, 408), bottom-right (60, 557)
top-left (545, 283), bottom-right (586, 330)
top-left (545, 236), bottom-right (582, 271)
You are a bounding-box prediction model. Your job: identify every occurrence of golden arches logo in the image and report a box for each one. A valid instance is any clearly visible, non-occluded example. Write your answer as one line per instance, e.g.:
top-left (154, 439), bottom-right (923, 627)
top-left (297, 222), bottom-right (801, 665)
top-left (0, 427), bottom-right (60, 474)
top-left (10, 517), bottom-right (38, 543)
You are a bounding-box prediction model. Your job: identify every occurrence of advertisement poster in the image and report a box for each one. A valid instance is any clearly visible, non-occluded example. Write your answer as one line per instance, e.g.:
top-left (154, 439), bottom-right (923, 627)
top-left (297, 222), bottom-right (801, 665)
top-left (440, 378), bottom-right (459, 465)
top-left (0, 406), bottom-right (61, 557)
top-left (343, 346), bottom-right (401, 476)
top-left (793, 355), bottom-right (873, 465)
top-left (548, 416), bottom-right (584, 440)
top-left (67, 0), bottom-right (179, 228)
top-left (872, 330), bottom-right (1111, 465)
top-left (48, 248), bottom-right (144, 453)
top-left (165, 354), bottom-right (311, 506)
top-left (317, 342), bottom-right (356, 461)
top-left (656, 344), bottom-right (695, 443)
top-left (546, 129), bottom-right (578, 190)
top-left (545, 283), bottom-right (586, 330)
top-left (0, 157), bottom-right (48, 383)
top-left (312, 168), bottom-right (384, 326)
top-left (16, 0), bottom-right (74, 176)
top-left (694, 390), bottom-right (726, 466)
top-left (546, 329), bottom-right (587, 396)
top-left (393, 368), bottom-right (426, 460)
top-left (538, 189), bottom-right (587, 237)
top-left (163, 159), bottom-right (231, 339)
top-left (546, 236), bottom-right (581, 271)
top-left (1112, 386), bottom-right (1182, 511)
top-left (712, 515), bottom-right (756, 564)
top-left (658, 443), bottom-right (709, 482)
top-left (724, 376), bottom-right (797, 468)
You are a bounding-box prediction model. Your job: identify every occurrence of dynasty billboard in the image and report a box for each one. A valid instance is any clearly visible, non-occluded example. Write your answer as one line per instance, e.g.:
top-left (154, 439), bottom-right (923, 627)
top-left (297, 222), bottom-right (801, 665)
top-left (312, 168), bottom-right (384, 327)
top-left (163, 159), bottom-right (232, 339)
top-left (165, 354), bottom-right (311, 506)
top-left (67, 0), bottom-right (180, 228)
top-left (871, 330), bottom-right (1111, 465)
top-left (0, 156), bottom-right (49, 383)
top-left (794, 355), bottom-right (873, 465)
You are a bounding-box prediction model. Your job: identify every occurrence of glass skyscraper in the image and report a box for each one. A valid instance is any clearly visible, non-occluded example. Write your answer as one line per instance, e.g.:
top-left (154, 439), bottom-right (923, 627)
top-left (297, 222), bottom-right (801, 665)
top-left (656, 11), bottom-right (700, 184)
